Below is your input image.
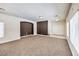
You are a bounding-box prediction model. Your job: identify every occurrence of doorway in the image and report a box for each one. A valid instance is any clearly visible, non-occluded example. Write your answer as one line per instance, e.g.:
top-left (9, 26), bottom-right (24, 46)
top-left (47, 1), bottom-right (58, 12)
top-left (20, 22), bottom-right (33, 36)
top-left (37, 21), bottom-right (48, 35)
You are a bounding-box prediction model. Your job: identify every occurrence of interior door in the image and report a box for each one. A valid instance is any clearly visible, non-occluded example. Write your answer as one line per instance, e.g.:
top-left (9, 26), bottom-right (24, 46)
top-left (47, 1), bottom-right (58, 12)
top-left (37, 21), bottom-right (48, 35)
top-left (20, 22), bottom-right (33, 36)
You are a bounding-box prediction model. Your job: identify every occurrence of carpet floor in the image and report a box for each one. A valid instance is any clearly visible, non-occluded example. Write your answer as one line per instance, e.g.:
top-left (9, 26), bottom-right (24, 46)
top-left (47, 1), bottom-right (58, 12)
top-left (0, 35), bottom-right (72, 56)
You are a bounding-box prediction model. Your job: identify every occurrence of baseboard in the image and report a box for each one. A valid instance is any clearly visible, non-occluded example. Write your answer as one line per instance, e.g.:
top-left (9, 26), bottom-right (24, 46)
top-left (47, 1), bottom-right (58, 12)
top-left (0, 35), bottom-right (37, 44)
top-left (20, 34), bottom-right (37, 38)
top-left (49, 34), bottom-right (66, 39)
top-left (0, 37), bottom-right (20, 44)
top-left (67, 38), bottom-right (78, 56)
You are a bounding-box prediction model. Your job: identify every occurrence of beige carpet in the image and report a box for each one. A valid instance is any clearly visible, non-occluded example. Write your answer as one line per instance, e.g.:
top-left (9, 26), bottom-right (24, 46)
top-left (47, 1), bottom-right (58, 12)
top-left (0, 35), bottom-right (72, 56)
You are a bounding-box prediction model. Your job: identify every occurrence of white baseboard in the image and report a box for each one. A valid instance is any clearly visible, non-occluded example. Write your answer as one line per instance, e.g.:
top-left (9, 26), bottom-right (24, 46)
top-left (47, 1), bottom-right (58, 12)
top-left (0, 35), bottom-right (36, 44)
top-left (67, 38), bottom-right (78, 56)
top-left (0, 37), bottom-right (20, 44)
top-left (49, 34), bottom-right (66, 39)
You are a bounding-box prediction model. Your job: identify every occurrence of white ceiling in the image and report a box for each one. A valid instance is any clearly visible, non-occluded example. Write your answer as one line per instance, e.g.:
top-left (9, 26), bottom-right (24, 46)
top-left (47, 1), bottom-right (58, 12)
top-left (0, 3), bottom-right (70, 21)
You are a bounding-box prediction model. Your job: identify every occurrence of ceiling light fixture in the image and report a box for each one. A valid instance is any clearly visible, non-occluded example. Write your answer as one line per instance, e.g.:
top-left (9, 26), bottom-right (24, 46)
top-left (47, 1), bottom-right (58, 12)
top-left (55, 15), bottom-right (60, 21)
top-left (39, 16), bottom-right (44, 19)
top-left (0, 8), bottom-right (5, 11)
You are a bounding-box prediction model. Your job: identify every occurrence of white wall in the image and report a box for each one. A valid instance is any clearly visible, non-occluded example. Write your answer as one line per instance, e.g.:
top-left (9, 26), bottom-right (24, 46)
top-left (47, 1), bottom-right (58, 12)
top-left (51, 21), bottom-right (66, 36)
top-left (0, 13), bottom-right (35, 44)
top-left (66, 4), bottom-right (79, 21)
top-left (66, 4), bottom-right (79, 56)
top-left (48, 20), bottom-right (52, 35)
top-left (34, 22), bottom-right (37, 35)
top-left (48, 20), bottom-right (66, 36)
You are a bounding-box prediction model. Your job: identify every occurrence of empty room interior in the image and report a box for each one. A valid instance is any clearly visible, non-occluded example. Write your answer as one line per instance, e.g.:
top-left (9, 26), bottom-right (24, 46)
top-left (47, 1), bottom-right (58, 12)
top-left (0, 3), bottom-right (79, 56)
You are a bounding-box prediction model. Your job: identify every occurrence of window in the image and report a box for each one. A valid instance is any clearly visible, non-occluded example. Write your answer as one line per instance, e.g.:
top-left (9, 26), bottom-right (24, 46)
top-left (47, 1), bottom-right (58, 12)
top-left (0, 22), bottom-right (4, 38)
top-left (70, 11), bottom-right (79, 54)
top-left (67, 21), bottom-right (69, 38)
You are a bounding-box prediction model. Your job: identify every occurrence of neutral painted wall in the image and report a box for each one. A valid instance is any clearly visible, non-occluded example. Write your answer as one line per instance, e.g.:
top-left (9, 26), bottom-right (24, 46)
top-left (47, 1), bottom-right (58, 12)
top-left (34, 22), bottom-right (37, 35)
top-left (0, 13), bottom-right (35, 44)
top-left (48, 20), bottom-right (52, 35)
top-left (66, 4), bottom-right (79, 56)
top-left (51, 21), bottom-right (66, 36)
top-left (66, 4), bottom-right (79, 22)
top-left (48, 20), bottom-right (66, 36)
